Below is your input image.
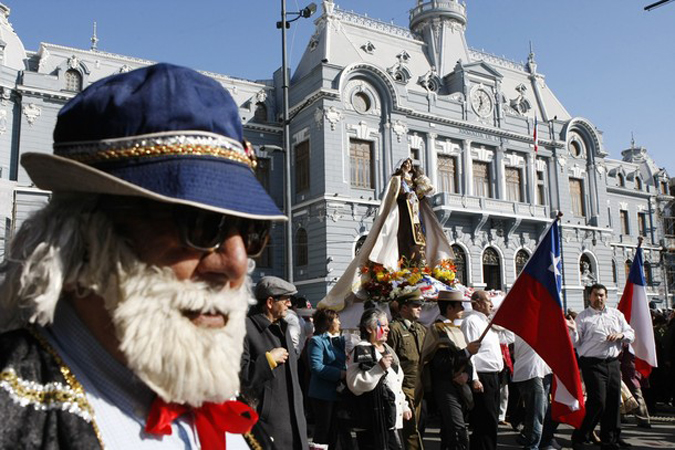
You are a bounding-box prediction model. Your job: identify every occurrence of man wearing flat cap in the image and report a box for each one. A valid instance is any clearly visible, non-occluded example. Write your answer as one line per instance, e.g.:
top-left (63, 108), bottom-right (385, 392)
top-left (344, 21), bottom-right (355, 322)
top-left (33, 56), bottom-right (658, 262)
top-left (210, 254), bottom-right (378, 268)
top-left (387, 289), bottom-right (428, 449)
top-left (0, 63), bottom-right (284, 449)
top-left (240, 276), bottom-right (308, 449)
top-left (418, 290), bottom-right (480, 450)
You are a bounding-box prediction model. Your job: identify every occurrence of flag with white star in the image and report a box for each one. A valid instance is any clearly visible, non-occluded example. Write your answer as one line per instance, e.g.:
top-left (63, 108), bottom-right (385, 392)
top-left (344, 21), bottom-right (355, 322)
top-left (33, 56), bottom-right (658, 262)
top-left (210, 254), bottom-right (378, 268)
top-left (491, 219), bottom-right (585, 428)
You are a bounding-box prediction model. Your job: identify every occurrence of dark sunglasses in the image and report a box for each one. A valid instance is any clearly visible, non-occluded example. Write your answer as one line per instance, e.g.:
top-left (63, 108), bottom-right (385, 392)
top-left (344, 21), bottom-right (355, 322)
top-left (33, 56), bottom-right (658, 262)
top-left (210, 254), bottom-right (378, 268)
top-left (100, 197), bottom-right (270, 256)
top-left (174, 206), bottom-right (270, 255)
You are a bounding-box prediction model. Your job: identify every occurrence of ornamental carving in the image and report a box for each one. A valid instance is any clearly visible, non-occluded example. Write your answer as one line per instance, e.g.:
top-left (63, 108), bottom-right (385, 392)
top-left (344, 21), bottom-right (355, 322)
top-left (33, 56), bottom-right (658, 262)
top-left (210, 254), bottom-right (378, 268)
top-left (317, 106), bottom-right (343, 131)
top-left (256, 89), bottom-right (267, 104)
top-left (0, 110), bottom-right (7, 136)
top-left (22, 104), bottom-right (41, 126)
top-left (418, 67), bottom-right (441, 93)
top-left (391, 120), bottom-right (408, 143)
top-left (67, 55), bottom-right (79, 70)
top-left (0, 86), bottom-right (10, 106)
top-left (361, 41), bottom-right (376, 54)
top-left (509, 83), bottom-right (531, 115)
top-left (119, 64), bottom-right (131, 73)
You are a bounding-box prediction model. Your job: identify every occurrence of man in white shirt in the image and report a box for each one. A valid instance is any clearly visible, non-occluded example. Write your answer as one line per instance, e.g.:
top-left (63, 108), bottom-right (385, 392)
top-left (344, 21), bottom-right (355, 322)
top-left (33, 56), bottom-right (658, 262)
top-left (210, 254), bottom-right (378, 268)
top-left (571, 284), bottom-right (634, 450)
top-left (461, 290), bottom-right (504, 450)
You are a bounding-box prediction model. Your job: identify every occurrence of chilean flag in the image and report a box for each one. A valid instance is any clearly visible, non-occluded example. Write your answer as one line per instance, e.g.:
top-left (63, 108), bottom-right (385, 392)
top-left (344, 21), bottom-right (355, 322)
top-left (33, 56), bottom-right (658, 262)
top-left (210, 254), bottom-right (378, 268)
top-left (491, 220), bottom-right (585, 427)
top-left (617, 247), bottom-right (658, 377)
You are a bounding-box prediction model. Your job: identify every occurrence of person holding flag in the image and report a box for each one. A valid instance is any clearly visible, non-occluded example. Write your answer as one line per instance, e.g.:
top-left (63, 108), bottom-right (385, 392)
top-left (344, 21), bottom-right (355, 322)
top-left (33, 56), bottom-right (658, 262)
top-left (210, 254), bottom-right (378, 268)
top-left (617, 237), bottom-right (658, 429)
top-left (484, 214), bottom-right (587, 439)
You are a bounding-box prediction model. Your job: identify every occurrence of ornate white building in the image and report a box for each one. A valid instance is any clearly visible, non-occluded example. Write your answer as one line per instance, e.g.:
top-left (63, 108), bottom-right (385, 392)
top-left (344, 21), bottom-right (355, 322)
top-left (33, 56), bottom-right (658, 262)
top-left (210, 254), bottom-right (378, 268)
top-left (0, 1), bottom-right (672, 310)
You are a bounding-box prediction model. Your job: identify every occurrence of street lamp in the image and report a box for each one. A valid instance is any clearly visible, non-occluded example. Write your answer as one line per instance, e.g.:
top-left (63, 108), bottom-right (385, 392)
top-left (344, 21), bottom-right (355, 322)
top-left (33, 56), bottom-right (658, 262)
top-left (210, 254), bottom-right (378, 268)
top-left (277, 1), bottom-right (317, 283)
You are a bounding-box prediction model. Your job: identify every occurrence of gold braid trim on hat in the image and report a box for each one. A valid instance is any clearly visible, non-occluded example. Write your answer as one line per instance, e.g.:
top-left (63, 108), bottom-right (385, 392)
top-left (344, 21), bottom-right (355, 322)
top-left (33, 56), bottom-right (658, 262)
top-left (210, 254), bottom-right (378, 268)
top-left (0, 328), bottom-right (106, 448)
top-left (54, 131), bottom-right (258, 170)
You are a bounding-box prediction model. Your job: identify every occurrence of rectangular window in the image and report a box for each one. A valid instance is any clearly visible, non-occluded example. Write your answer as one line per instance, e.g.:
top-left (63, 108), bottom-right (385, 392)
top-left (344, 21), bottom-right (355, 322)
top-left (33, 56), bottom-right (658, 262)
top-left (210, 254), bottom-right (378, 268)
top-left (437, 155), bottom-right (458, 194)
top-left (255, 158), bottom-right (270, 193)
top-left (295, 141), bottom-right (310, 193)
top-left (350, 139), bottom-right (374, 189)
top-left (569, 178), bottom-right (585, 217)
top-left (620, 210), bottom-right (629, 235)
top-left (536, 170), bottom-right (546, 205)
top-left (662, 181), bottom-right (670, 196)
top-left (637, 212), bottom-right (648, 237)
top-left (505, 167), bottom-right (523, 202)
top-left (473, 161), bottom-right (492, 198)
top-left (410, 148), bottom-right (420, 162)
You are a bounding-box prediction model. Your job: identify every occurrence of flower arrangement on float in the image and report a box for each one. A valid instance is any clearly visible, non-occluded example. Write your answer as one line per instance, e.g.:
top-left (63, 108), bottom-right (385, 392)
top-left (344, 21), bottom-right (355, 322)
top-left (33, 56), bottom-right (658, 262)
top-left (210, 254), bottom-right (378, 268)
top-left (359, 257), bottom-right (460, 303)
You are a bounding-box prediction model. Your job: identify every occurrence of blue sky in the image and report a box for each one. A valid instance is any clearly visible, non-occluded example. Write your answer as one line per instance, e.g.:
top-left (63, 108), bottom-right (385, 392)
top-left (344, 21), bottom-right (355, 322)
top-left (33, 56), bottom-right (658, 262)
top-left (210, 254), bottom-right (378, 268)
top-left (6, 0), bottom-right (674, 175)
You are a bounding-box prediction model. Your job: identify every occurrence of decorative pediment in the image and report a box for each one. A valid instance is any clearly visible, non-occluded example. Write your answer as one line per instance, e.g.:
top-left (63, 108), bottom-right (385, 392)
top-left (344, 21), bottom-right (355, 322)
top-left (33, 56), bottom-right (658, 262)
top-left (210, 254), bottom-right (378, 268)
top-left (462, 61), bottom-right (504, 81)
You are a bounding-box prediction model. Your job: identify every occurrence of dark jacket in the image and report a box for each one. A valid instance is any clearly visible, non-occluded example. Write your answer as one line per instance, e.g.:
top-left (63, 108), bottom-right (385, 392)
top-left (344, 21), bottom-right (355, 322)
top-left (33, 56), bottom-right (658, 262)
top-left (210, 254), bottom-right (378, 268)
top-left (240, 311), bottom-right (309, 450)
top-left (0, 328), bottom-right (102, 449)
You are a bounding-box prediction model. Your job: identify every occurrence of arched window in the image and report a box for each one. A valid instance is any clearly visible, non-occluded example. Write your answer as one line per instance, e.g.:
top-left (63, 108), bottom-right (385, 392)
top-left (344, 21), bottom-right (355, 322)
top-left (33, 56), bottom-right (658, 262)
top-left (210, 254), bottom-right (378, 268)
top-left (644, 261), bottom-right (653, 286)
top-left (635, 177), bottom-right (643, 191)
top-left (515, 250), bottom-right (530, 277)
top-left (254, 102), bottom-right (267, 122)
top-left (255, 237), bottom-right (273, 268)
top-left (482, 247), bottom-right (502, 291)
top-left (625, 260), bottom-right (632, 280)
top-left (64, 69), bottom-right (83, 92)
top-left (452, 244), bottom-right (467, 286)
top-left (580, 254), bottom-right (595, 286)
top-left (354, 235), bottom-right (367, 257)
top-left (617, 173), bottom-right (625, 187)
top-left (296, 228), bottom-right (308, 266)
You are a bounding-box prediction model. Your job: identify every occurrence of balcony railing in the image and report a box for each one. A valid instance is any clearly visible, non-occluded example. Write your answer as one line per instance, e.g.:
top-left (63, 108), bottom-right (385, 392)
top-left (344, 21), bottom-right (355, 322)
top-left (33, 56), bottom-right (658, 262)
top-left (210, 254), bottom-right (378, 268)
top-left (433, 192), bottom-right (549, 219)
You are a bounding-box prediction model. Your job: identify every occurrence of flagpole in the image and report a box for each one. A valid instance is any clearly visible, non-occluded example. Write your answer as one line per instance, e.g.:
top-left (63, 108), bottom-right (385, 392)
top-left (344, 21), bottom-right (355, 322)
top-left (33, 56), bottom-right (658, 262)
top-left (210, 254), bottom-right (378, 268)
top-left (556, 211), bottom-right (567, 311)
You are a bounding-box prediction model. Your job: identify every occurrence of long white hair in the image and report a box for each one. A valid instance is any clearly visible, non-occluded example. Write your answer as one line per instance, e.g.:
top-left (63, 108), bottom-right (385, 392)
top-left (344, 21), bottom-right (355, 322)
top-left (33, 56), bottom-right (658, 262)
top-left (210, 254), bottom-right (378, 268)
top-left (0, 194), bottom-right (106, 330)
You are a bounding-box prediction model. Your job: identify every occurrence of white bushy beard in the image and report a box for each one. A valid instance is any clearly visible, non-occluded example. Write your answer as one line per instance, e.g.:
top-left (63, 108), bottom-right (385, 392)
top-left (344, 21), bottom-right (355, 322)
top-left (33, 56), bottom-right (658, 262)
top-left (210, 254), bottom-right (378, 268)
top-left (101, 259), bottom-right (251, 407)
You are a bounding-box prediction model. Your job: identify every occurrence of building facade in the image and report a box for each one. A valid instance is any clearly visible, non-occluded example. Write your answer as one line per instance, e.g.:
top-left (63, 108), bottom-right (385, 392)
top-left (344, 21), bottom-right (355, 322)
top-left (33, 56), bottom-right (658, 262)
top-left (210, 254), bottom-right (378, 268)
top-left (0, 1), bottom-right (672, 311)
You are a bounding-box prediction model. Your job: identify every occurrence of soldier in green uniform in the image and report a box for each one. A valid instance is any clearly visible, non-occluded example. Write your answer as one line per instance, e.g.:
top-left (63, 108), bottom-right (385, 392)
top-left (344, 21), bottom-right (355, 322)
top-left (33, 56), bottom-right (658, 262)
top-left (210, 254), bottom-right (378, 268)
top-left (387, 289), bottom-right (428, 449)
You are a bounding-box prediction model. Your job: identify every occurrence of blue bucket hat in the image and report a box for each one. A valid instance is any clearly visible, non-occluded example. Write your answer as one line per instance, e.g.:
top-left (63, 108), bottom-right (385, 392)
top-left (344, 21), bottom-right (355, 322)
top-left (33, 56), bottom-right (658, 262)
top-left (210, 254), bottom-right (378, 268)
top-left (21, 63), bottom-right (285, 221)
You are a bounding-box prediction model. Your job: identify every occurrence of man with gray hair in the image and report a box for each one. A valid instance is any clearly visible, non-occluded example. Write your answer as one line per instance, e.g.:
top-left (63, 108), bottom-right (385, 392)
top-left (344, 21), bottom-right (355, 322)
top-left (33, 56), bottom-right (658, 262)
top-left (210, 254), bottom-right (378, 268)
top-left (0, 63), bottom-right (284, 449)
top-left (240, 276), bottom-right (308, 449)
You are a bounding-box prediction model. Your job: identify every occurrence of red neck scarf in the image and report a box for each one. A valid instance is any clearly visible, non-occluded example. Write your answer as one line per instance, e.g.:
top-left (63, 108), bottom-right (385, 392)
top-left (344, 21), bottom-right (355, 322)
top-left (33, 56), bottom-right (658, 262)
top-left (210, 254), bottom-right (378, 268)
top-left (145, 397), bottom-right (258, 450)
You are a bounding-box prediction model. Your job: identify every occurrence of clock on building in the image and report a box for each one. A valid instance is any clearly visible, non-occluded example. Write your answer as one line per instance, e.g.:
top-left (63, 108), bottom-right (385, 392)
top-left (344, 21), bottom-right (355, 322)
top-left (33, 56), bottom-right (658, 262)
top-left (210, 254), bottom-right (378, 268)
top-left (470, 86), bottom-right (494, 117)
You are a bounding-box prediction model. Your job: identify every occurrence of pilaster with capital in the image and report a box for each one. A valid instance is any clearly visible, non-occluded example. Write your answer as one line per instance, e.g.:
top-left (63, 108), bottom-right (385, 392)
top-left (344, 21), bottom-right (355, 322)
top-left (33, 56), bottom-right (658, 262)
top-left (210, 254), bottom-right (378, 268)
top-left (428, 133), bottom-right (438, 187)
top-left (526, 152), bottom-right (535, 204)
top-left (495, 146), bottom-right (506, 200)
top-left (463, 139), bottom-right (473, 196)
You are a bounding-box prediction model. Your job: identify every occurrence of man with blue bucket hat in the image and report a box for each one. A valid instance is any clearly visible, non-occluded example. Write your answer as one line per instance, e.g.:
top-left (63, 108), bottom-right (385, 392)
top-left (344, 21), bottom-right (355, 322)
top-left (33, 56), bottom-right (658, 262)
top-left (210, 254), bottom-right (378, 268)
top-left (0, 63), bottom-right (286, 449)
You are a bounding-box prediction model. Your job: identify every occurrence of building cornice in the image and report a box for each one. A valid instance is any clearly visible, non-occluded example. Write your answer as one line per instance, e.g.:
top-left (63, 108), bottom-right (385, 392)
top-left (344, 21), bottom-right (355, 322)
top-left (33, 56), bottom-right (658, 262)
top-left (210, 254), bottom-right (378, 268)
top-left (243, 123), bottom-right (282, 134)
top-left (16, 85), bottom-right (74, 101)
top-left (40, 42), bottom-right (155, 66)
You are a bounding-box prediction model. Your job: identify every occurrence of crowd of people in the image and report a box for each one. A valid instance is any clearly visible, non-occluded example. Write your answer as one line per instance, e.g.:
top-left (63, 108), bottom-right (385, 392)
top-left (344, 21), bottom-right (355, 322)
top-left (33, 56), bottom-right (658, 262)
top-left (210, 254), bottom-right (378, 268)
top-left (0, 62), bottom-right (673, 450)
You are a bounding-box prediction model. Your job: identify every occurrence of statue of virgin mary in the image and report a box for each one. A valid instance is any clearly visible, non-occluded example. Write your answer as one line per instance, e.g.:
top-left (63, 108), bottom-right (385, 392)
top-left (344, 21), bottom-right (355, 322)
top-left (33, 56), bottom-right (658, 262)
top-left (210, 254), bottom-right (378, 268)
top-left (319, 158), bottom-right (457, 315)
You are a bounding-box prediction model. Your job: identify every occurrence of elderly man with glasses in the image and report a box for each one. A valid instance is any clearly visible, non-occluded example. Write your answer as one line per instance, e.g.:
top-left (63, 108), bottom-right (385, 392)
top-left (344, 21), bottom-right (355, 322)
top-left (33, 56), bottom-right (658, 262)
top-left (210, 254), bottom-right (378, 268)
top-left (0, 63), bottom-right (284, 449)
